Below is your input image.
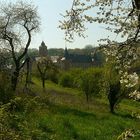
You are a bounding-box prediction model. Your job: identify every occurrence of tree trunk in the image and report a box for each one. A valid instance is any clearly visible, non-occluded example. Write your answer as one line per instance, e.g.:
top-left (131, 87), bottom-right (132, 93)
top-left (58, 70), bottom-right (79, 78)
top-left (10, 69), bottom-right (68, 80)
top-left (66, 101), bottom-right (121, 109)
top-left (42, 77), bottom-right (45, 90)
top-left (109, 99), bottom-right (115, 113)
top-left (25, 57), bottom-right (30, 89)
top-left (108, 82), bottom-right (120, 114)
top-left (11, 70), bottom-right (19, 91)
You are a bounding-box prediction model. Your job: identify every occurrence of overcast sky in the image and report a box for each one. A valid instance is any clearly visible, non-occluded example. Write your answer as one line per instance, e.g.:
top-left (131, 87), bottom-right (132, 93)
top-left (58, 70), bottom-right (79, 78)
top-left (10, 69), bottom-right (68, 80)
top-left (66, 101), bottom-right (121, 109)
top-left (1, 0), bottom-right (126, 49)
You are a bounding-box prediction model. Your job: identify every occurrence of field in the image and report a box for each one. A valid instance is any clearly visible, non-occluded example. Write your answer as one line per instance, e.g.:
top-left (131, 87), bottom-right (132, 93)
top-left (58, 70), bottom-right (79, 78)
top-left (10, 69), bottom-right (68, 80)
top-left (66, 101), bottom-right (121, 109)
top-left (9, 78), bottom-right (140, 140)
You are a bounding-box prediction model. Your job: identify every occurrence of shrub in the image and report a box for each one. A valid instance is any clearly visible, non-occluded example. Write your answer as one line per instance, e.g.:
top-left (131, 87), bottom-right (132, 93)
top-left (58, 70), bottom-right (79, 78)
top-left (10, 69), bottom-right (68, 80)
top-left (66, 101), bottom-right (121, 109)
top-left (0, 71), bottom-right (14, 104)
top-left (59, 73), bottom-right (74, 87)
top-left (47, 69), bottom-right (59, 84)
top-left (8, 96), bottom-right (40, 114)
top-left (0, 100), bottom-right (21, 139)
top-left (59, 68), bottom-right (83, 88)
top-left (69, 68), bottom-right (83, 88)
top-left (79, 68), bottom-right (104, 102)
top-left (0, 96), bottom-right (51, 140)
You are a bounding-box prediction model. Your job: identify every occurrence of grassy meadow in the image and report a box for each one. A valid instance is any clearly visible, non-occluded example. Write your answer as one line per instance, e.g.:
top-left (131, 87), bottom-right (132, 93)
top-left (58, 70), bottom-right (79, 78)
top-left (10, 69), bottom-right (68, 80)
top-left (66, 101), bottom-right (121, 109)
top-left (7, 77), bottom-right (139, 140)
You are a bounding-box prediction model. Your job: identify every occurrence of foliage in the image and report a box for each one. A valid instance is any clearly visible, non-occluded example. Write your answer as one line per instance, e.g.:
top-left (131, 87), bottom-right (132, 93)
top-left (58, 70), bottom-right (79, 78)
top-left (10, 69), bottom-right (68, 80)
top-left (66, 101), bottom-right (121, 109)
top-left (103, 42), bottom-right (140, 112)
top-left (48, 48), bottom-right (64, 56)
top-left (0, 96), bottom-right (53, 140)
top-left (129, 90), bottom-right (140, 101)
top-left (83, 44), bottom-right (94, 55)
top-left (33, 62), bottom-right (59, 84)
top-left (104, 54), bottom-right (122, 113)
top-left (0, 0), bottom-right (40, 90)
top-left (47, 68), bottom-right (59, 84)
top-left (59, 68), bottom-right (104, 102)
top-left (0, 76), bottom-right (139, 140)
top-left (68, 68), bottom-right (83, 88)
top-left (117, 129), bottom-right (140, 140)
top-left (80, 68), bottom-right (104, 102)
top-left (60, 0), bottom-right (140, 42)
top-left (93, 49), bottom-right (105, 66)
top-left (37, 57), bottom-right (54, 89)
top-left (0, 71), bottom-right (14, 104)
top-left (0, 49), bottom-right (12, 70)
top-left (59, 68), bottom-right (82, 88)
top-left (59, 0), bottom-right (140, 112)
top-left (26, 48), bottom-right (39, 58)
top-left (59, 72), bottom-right (74, 88)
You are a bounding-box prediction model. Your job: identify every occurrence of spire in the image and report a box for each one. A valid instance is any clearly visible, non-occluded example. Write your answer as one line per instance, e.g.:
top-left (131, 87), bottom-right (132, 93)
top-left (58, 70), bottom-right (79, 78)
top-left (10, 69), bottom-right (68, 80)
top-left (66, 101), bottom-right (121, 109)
top-left (41, 41), bottom-right (46, 47)
top-left (64, 47), bottom-right (69, 58)
top-left (39, 41), bottom-right (48, 57)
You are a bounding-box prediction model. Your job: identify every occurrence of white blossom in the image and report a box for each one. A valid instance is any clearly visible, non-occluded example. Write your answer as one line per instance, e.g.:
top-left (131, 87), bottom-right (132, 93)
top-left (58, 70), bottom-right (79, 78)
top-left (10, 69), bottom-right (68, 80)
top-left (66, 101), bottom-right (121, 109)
top-left (129, 90), bottom-right (140, 101)
top-left (103, 42), bottom-right (139, 101)
top-left (120, 72), bottom-right (139, 88)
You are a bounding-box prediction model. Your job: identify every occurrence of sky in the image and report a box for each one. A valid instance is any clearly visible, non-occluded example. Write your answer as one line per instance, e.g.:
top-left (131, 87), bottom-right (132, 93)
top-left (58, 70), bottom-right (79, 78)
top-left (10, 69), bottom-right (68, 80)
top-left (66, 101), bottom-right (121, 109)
top-left (32, 0), bottom-right (121, 49)
top-left (1, 0), bottom-right (126, 49)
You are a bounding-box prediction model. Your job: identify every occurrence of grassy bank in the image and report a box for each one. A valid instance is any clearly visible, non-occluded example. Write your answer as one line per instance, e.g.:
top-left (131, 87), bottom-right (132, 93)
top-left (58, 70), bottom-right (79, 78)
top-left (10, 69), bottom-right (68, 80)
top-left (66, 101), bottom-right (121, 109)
top-left (1, 78), bottom-right (140, 140)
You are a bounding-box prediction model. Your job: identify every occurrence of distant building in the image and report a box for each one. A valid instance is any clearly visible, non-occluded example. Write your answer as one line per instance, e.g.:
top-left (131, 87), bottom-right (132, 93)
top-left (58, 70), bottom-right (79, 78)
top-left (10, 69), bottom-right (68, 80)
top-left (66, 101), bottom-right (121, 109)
top-left (59, 47), bottom-right (94, 70)
top-left (39, 41), bottom-right (48, 57)
top-left (50, 56), bottom-right (60, 63)
top-left (37, 41), bottom-right (60, 64)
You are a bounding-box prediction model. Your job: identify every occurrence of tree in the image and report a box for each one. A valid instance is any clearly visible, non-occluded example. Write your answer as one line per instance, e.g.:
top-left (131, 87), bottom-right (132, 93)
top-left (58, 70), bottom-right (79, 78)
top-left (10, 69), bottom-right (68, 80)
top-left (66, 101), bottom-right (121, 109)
top-left (48, 48), bottom-right (64, 56)
top-left (83, 44), bottom-right (94, 55)
top-left (60, 0), bottom-right (140, 113)
top-left (108, 82), bottom-right (121, 113)
top-left (59, 0), bottom-right (140, 42)
top-left (80, 68), bottom-right (103, 102)
top-left (104, 59), bottom-right (122, 113)
top-left (80, 73), bottom-right (92, 102)
top-left (103, 42), bottom-right (139, 113)
top-left (24, 54), bottom-right (32, 90)
top-left (0, 49), bottom-right (12, 70)
top-left (37, 57), bottom-right (54, 90)
top-left (19, 48), bottom-right (39, 58)
top-left (0, 1), bottom-right (40, 91)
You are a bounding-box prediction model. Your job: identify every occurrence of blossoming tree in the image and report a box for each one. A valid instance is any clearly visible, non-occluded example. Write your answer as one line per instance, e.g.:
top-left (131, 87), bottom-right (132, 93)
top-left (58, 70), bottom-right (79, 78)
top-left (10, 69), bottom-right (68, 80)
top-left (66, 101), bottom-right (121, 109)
top-left (102, 41), bottom-right (139, 112)
top-left (59, 0), bottom-right (140, 112)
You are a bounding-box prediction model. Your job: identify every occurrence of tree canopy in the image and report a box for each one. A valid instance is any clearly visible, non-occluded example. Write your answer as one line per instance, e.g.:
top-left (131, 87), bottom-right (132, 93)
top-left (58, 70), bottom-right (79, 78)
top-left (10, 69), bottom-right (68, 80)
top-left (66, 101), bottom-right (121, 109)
top-left (59, 0), bottom-right (140, 42)
top-left (0, 1), bottom-right (40, 90)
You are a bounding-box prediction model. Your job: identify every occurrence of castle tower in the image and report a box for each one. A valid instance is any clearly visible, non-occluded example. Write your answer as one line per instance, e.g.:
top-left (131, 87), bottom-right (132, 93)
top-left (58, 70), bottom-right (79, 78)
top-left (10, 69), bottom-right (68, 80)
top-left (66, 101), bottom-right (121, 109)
top-left (39, 41), bottom-right (48, 57)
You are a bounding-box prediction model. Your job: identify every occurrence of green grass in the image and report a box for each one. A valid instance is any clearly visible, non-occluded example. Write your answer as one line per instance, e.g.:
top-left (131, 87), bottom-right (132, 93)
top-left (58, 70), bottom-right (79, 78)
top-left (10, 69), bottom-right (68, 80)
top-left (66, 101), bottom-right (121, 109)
top-left (13, 77), bottom-right (140, 139)
top-left (32, 77), bottom-right (83, 96)
top-left (24, 100), bottom-right (140, 140)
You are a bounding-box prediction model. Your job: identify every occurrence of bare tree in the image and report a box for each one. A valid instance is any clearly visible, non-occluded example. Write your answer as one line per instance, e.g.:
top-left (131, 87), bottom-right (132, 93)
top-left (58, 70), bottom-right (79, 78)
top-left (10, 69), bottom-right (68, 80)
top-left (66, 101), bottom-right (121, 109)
top-left (0, 1), bottom-right (40, 91)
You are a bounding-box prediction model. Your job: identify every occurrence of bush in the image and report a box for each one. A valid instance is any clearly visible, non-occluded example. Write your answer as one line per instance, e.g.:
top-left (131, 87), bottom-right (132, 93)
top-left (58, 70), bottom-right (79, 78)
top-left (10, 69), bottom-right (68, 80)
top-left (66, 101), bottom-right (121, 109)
top-left (69, 68), bottom-right (83, 88)
top-left (59, 68), bottom-right (83, 88)
top-left (0, 96), bottom-right (51, 140)
top-left (88, 68), bottom-right (104, 95)
top-left (0, 71), bottom-right (14, 104)
top-left (59, 73), bottom-right (74, 87)
top-left (59, 68), bottom-right (104, 97)
top-left (47, 69), bottom-right (59, 84)
top-left (79, 68), bottom-right (104, 102)
top-left (0, 99), bottom-right (21, 139)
